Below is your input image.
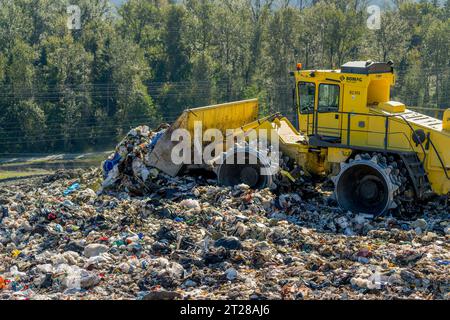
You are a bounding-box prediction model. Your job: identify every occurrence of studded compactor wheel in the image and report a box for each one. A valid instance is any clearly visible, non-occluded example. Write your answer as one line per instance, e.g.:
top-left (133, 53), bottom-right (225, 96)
top-left (216, 146), bottom-right (275, 189)
top-left (332, 153), bottom-right (410, 215)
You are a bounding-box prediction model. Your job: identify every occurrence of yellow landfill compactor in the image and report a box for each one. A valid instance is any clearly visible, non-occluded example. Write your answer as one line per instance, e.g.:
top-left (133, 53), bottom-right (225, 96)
top-left (148, 61), bottom-right (450, 215)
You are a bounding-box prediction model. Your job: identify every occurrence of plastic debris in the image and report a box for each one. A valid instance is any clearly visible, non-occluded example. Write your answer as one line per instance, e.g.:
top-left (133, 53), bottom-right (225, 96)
top-left (0, 277), bottom-right (5, 290)
top-left (225, 268), bottom-right (238, 281)
top-left (0, 125), bottom-right (448, 300)
top-left (63, 183), bottom-right (80, 196)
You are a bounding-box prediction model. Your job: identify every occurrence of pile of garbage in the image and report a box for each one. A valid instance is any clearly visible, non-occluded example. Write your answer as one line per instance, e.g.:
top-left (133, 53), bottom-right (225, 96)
top-left (101, 125), bottom-right (169, 196)
top-left (0, 126), bottom-right (448, 300)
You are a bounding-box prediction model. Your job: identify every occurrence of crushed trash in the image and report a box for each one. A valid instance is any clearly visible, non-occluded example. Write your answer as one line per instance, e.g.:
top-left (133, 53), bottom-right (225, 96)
top-left (0, 125), bottom-right (448, 300)
top-left (63, 183), bottom-right (81, 196)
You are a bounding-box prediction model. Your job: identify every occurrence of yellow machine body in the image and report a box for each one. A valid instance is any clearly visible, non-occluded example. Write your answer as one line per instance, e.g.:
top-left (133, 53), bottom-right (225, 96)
top-left (148, 99), bottom-right (260, 176)
top-left (291, 62), bottom-right (450, 195)
top-left (443, 109), bottom-right (450, 131)
top-left (150, 61), bottom-right (449, 199)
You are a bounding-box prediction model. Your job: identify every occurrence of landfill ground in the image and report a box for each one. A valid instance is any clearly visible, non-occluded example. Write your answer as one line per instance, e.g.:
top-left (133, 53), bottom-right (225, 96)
top-left (0, 151), bottom-right (110, 182)
top-left (0, 167), bottom-right (448, 300)
top-left (1, 126), bottom-right (449, 300)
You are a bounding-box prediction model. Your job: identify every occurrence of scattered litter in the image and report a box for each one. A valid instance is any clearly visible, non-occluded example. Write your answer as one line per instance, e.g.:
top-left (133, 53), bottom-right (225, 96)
top-left (63, 183), bottom-right (80, 196)
top-left (225, 268), bottom-right (238, 281)
top-left (0, 125), bottom-right (447, 300)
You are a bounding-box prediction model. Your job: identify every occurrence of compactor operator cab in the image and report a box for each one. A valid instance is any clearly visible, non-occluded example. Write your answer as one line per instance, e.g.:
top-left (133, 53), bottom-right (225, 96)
top-left (298, 79), bottom-right (342, 141)
top-left (292, 61), bottom-right (395, 144)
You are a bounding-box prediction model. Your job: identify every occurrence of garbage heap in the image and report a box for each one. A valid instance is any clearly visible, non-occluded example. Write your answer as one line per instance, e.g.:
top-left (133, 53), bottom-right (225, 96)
top-left (101, 125), bottom-right (168, 196)
top-left (0, 126), bottom-right (448, 300)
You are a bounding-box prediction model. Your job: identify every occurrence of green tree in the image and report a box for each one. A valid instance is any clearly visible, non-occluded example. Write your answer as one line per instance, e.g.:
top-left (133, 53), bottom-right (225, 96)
top-left (40, 35), bottom-right (93, 151)
top-left (423, 18), bottom-right (450, 108)
top-left (398, 49), bottom-right (426, 108)
top-left (370, 10), bottom-right (409, 62)
top-left (108, 36), bottom-right (159, 136)
top-left (263, 7), bottom-right (300, 113)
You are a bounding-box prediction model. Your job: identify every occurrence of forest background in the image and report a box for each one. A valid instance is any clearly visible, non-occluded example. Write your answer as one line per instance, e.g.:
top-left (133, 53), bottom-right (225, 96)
top-left (0, 0), bottom-right (448, 153)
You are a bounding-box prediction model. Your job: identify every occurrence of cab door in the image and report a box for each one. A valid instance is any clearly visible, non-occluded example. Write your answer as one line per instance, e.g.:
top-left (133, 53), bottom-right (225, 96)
top-left (297, 81), bottom-right (316, 135)
top-left (315, 83), bottom-right (342, 141)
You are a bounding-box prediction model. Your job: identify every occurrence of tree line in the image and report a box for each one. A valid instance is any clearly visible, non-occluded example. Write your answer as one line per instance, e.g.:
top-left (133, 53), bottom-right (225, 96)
top-left (0, 0), bottom-right (448, 153)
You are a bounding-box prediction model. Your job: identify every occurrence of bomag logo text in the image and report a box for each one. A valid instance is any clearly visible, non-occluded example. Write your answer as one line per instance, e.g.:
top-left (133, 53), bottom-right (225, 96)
top-left (345, 76), bottom-right (363, 82)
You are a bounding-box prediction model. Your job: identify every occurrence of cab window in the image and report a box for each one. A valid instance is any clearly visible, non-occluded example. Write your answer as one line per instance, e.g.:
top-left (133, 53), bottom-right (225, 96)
top-left (298, 82), bottom-right (315, 114)
top-left (318, 84), bottom-right (340, 112)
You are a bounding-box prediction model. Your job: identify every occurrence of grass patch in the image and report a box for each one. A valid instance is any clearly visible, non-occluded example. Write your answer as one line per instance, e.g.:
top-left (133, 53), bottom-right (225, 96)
top-left (0, 152), bottom-right (107, 181)
top-left (0, 152), bottom-right (109, 167)
top-left (0, 169), bottom-right (53, 180)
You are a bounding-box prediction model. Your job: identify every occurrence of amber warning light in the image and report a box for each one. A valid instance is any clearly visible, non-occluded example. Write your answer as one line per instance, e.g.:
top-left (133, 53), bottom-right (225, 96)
top-left (296, 63), bottom-right (303, 71)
